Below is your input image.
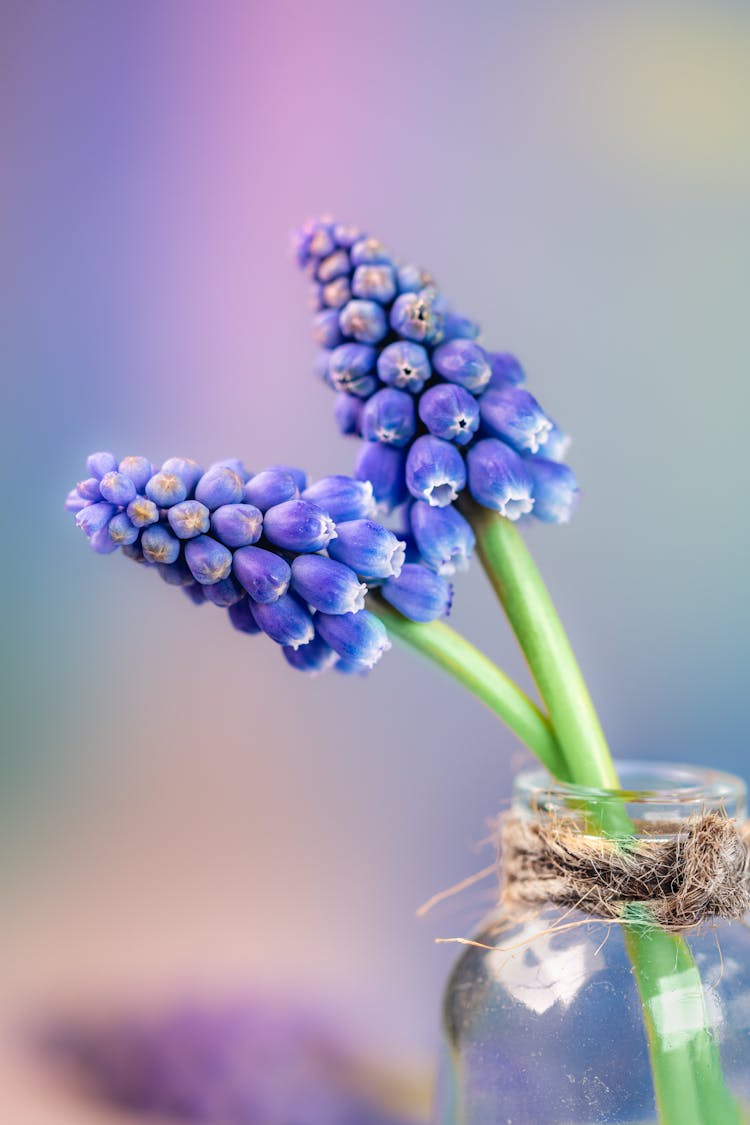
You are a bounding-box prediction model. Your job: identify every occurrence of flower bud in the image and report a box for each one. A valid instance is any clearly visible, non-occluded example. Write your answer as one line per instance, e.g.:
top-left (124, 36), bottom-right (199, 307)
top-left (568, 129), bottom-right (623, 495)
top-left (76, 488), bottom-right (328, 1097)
top-left (127, 497), bottom-right (159, 528)
top-left (210, 503), bottom-right (263, 548)
top-left (529, 423), bottom-right (570, 463)
top-left (145, 470), bottom-right (188, 508)
top-left (409, 501), bottom-right (475, 575)
top-left (316, 249), bottom-right (350, 283)
top-left (389, 288), bottom-right (443, 343)
top-left (228, 596), bottom-right (262, 634)
top-left (313, 309), bottom-right (344, 350)
top-left (432, 339), bottom-right (491, 393)
top-left (418, 384), bottom-right (479, 446)
top-left (361, 388), bottom-right (416, 448)
top-left (328, 343), bottom-right (378, 397)
top-left (167, 500), bottom-right (211, 539)
top-left (184, 534), bottom-right (233, 584)
top-left (479, 387), bottom-right (553, 454)
top-left (233, 545), bottom-right (291, 603)
top-left (194, 466), bottom-right (244, 510)
top-left (202, 575), bottom-right (245, 607)
top-left (64, 489), bottom-right (88, 513)
top-left (283, 633), bottom-right (337, 674)
top-left (264, 465), bottom-right (309, 492)
top-left (161, 458), bottom-right (204, 493)
top-left (157, 557), bottom-right (194, 586)
top-left (98, 471), bottom-right (137, 505)
top-left (316, 609), bottom-right (391, 668)
top-left (251, 593), bottom-right (315, 649)
top-left (243, 470), bottom-right (299, 512)
top-left (442, 313), bottom-right (480, 341)
top-left (322, 276), bottom-right (351, 309)
top-left (302, 476), bottom-right (375, 522)
top-left (350, 237), bottom-right (390, 266)
top-left (396, 263), bottom-right (433, 293)
top-left (118, 456), bottom-right (153, 491)
top-left (376, 341), bottom-right (431, 393)
top-left (339, 299), bottom-right (388, 345)
top-left (213, 458), bottom-right (251, 482)
top-left (107, 512), bottom-right (139, 546)
top-left (77, 477), bottom-right (103, 502)
top-left (333, 656), bottom-right (371, 676)
top-left (86, 451), bottom-right (117, 479)
top-left (291, 554), bottom-right (367, 615)
top-left (141, 524), bottom-right (181, 565)
top-left (381, 563), bottom-right (453, 622)
top-left (333, 393), bottom-right (363, 436)
top-left (263, 499), bottom-right (337, 552)
top-left (89, 525), bottom-right (119, 554)
top-left (333, 222), bottom-right (361, 248)
top-left (354, 444), bottom-right (407, 511)
top-left (405, 435), bottom-right (466, 507)
top-left (327, 519), bottom-right (405, 581)
top-left (76, 501), bottom-right (116, 537)
top-left (488, 352), bottom-right (525, 390)
top-left (529, 459), bottom-right (580, 523)
top-left (351, 264), bottom-right (397, 304)
top-left (467, 438), bottom-right (534, 520)
top-left (121, 541), bottom-right (145, 563)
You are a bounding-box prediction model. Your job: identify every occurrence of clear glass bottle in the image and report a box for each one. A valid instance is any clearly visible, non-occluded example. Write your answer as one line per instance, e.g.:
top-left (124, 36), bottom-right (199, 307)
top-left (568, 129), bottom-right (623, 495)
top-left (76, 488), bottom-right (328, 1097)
top-left (436, 762), bottom-right (750, 1124)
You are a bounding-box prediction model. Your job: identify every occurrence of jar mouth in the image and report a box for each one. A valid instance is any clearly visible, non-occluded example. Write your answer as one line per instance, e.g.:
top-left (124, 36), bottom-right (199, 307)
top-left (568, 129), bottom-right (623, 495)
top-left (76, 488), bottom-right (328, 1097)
top-left (514, 759), bottom-right (746, 822)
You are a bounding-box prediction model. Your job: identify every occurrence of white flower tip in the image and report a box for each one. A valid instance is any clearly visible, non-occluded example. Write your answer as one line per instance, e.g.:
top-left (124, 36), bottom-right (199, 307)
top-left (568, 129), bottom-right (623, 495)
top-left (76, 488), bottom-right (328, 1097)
top-left (501, 493), bottom-right (535, 521)
top-left (361, 480), bottom-right (377, 517)
top-left (389, 540), bottom-right (407, 579)
top-left (427, 481), bottom-right (459, 507)
top-left (351, 585), bottom-right (368, 613)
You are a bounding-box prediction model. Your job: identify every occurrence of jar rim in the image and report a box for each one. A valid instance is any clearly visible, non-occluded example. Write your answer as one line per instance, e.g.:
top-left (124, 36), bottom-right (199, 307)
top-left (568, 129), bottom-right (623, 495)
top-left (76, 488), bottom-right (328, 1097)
top-left (514, 759), bottom-right (746, 816)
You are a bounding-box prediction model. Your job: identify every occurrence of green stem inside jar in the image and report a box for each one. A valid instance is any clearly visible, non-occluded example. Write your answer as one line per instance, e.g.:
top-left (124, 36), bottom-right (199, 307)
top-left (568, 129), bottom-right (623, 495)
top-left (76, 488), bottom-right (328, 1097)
top-left (465, 503), bottom-right (740, 1125)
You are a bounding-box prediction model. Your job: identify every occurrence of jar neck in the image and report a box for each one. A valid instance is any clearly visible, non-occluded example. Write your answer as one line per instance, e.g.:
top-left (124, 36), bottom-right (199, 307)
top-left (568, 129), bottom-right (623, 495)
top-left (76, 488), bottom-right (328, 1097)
top-left (513, 760), bottom-right (747, 833)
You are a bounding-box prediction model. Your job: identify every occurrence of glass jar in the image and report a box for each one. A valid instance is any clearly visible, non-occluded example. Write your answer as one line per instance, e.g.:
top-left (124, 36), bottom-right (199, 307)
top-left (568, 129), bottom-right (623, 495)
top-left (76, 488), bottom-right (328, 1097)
top-left (436, 762), bottom-right (750, 1124)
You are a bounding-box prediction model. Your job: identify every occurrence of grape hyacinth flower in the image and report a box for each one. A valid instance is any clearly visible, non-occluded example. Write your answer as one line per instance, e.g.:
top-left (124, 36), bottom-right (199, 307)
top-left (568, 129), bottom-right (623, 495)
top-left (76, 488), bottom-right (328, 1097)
top-left (39, 999), bottom-right (418, 1125)
top-left (292, 216), bottom-right (578, 586)
top-left (68, 453), bottom-right (454, 675)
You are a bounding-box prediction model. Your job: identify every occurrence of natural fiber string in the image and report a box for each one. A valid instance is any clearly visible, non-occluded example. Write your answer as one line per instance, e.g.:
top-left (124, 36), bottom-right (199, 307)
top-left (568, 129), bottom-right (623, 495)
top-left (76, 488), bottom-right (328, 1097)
top-left (500, 812), bottom-right (750, 933)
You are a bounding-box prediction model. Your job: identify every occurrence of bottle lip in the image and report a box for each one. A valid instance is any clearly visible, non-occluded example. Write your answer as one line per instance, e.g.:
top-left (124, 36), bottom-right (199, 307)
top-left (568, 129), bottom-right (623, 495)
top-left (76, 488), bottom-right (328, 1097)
top-left (514, 759), bottom-right (746, 818)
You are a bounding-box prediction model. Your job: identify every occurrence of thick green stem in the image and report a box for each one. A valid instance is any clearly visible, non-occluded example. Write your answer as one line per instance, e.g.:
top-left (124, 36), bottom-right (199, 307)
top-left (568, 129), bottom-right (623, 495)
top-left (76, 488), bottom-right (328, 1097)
top-left (466, 503), bottom-right (740, 1125)
top-left (465, 501), bottom-right (617, 789)
top-left (369, 596), bottom-right (565, 777)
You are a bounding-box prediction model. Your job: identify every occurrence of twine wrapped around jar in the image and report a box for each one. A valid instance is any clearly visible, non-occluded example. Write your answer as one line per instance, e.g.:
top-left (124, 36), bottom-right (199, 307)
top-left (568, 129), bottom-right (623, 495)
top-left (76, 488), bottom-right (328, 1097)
top-left (500, 811), bottom-right (750, 932)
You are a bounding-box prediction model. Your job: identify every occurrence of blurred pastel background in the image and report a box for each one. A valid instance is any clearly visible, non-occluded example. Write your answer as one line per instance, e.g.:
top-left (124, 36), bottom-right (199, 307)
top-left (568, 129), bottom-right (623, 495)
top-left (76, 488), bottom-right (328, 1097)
top-left (1, 0), bottom-right (749, 1119)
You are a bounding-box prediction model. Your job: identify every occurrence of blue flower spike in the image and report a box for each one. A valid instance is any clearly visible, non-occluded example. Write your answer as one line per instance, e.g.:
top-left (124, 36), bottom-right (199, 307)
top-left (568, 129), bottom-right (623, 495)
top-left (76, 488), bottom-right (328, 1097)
top-left (292, 215), bottom-right (578, 574)
top-left (68, 450), bottom-right (457, 673)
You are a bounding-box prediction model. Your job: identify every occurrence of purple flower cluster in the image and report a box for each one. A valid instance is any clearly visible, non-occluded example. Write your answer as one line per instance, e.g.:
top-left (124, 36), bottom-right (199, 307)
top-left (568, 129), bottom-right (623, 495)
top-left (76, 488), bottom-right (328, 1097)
top-left (40, 999), bottom-right (417, 1125)
top-left (293, 217), bottom-right (580, 575)
top-left (67, 452), bottom-right (453, 674)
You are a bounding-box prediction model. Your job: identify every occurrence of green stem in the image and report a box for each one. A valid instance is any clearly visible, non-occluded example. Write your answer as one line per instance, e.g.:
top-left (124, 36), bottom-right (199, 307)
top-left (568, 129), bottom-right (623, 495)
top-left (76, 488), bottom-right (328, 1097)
top-left (465, 500), bottom-right (617, 789)
top-left (368, 595), bottom-right (565, 777)
top-left (466, 503), bottom-right (740, 1125)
